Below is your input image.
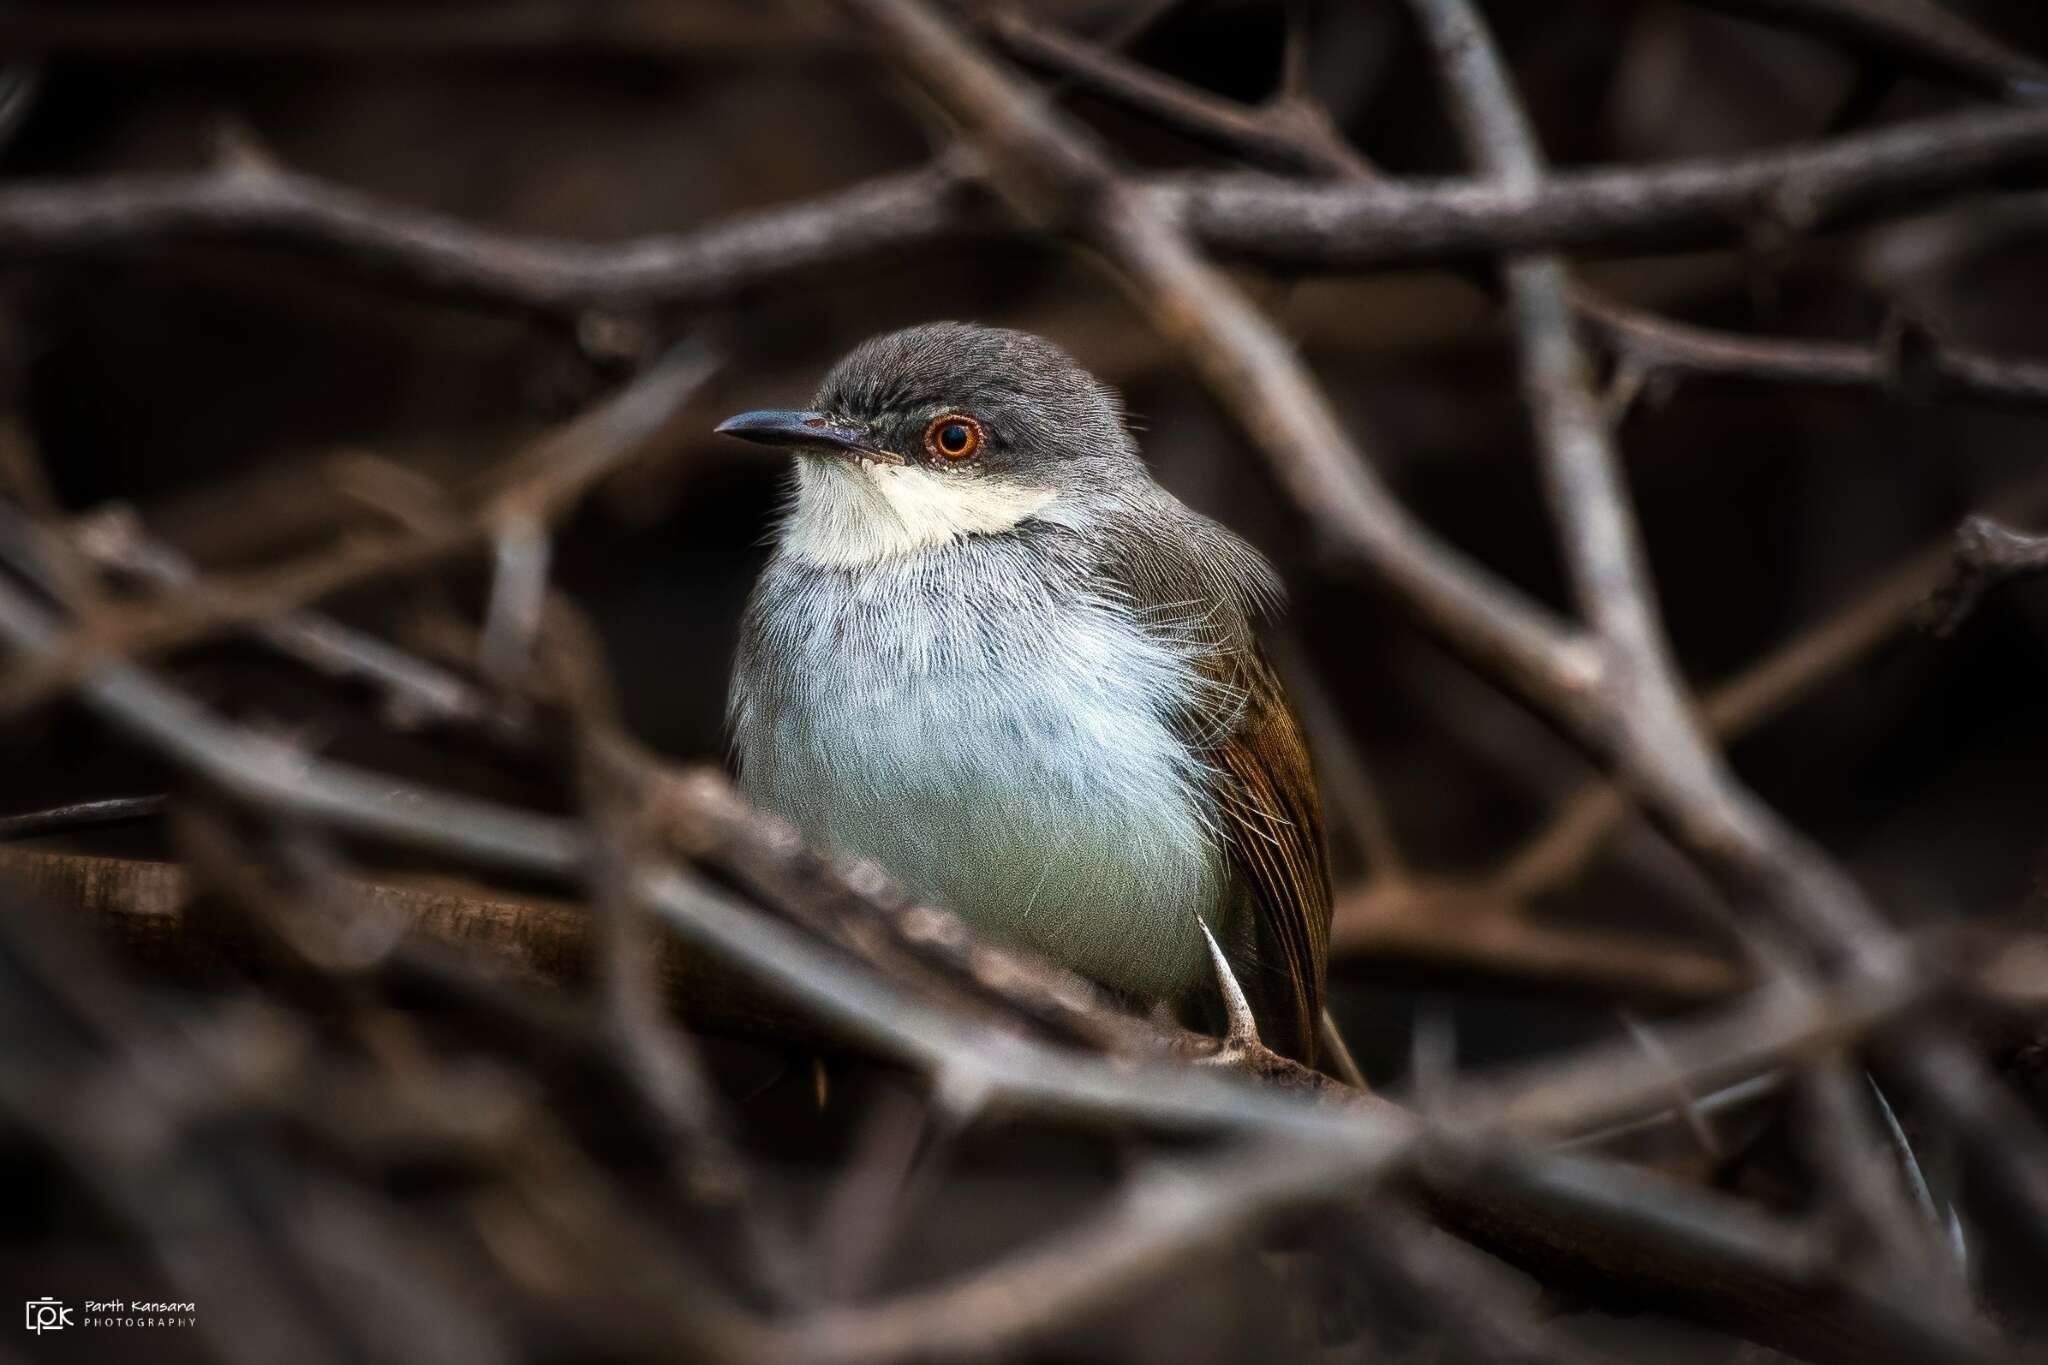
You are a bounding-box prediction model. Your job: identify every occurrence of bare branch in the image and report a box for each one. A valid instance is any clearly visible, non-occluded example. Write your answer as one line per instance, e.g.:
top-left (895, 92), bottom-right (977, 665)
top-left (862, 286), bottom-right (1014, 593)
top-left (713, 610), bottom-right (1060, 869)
top-left (0, 160), bottom-right (974, 313)
top-left (1172, 104), bottom-right (2048, 273)
top-left (984, 8), bottom-right (1370, 178)
top-left (0, 481), bottom-right (2018, 1358)
top-left (72, 505), bottom-right (508, 734)
top-left (1399, 0), bottom-right (2048, 1331)
top-left (1489, 472), bottom-right (2048, 906)
top-left (1926, 513), bottom-right (2048, 635)
top-left (5, 107), bottom-right (2048, 312)
top-left (1336, 876), bottom-right (1749, 1006)
top-left (1574, 288), bottom-right (2048, 411)
top-left (0, 794), bottom-right (166, 842)
top-left (1402, 0), bottom-right (1896, 969)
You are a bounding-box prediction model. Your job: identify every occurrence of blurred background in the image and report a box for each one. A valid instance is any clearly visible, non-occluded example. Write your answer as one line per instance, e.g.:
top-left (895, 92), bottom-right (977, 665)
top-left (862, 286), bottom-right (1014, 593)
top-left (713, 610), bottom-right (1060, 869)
top-left (2, 2), bottom-right (2047, 1361)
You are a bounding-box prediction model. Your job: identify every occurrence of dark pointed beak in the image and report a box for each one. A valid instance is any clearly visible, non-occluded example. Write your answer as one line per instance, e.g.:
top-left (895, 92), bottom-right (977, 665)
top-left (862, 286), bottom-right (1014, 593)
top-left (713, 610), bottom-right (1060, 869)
top-left (713, 409), bottom-right (905, 466)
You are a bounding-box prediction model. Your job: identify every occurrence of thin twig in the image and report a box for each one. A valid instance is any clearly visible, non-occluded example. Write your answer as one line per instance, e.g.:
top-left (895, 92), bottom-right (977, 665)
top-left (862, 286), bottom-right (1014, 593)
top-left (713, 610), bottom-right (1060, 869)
top-left (0, 794), bottom-right (167, 842)
top-left (71, 504), bottom-right (508, 734)
top-left (0, 341), bottom-right (717, 716)
top-left (1573, 287), bottom-right (2048, 412)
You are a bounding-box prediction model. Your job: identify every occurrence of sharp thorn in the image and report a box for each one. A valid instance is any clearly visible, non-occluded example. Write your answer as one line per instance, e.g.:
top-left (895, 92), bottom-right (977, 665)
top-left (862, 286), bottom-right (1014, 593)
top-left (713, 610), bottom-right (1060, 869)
top-left (1196, 917), bottom-right (1260, 1049)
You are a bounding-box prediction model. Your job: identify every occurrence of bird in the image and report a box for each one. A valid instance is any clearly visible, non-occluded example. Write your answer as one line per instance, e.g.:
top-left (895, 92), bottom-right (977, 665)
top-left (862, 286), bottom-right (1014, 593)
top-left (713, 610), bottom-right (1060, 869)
top-left (717, 322), bottom-right (1332, 1063)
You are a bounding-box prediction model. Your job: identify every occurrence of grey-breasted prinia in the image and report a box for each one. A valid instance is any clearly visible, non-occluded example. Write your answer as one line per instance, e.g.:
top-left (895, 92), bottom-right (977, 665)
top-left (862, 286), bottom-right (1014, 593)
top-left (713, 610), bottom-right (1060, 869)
top-left (719, 322), bottom-right (1331, 1061)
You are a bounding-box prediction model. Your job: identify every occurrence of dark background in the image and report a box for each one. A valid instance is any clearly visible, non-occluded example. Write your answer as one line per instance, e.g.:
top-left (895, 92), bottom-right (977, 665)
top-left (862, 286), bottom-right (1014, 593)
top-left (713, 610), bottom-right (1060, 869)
top-left (3, 3), bottom-right (2047, 1360)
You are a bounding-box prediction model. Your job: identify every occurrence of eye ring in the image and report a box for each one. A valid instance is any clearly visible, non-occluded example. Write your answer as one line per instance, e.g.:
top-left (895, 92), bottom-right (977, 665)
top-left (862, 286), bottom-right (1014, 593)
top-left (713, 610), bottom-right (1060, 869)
top-left (924, 413), bottom-right (984, 462)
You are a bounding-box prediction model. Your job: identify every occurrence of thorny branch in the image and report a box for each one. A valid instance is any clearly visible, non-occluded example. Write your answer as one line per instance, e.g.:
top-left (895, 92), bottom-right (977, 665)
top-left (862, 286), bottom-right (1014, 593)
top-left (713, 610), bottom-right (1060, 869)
top-left (3, 2), bottom-right (2048, 1363)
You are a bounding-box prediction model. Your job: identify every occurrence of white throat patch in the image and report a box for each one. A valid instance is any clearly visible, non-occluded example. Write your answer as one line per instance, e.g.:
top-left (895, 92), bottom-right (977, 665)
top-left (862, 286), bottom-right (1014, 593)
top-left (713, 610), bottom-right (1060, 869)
top-left (782, 458), bottom-right (1058, 568)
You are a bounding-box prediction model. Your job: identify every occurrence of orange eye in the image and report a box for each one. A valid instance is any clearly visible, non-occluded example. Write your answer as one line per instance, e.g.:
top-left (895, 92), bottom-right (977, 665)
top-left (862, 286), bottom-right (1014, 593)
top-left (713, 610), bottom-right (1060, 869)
top-left (924, 414), bottom-right (983, 461)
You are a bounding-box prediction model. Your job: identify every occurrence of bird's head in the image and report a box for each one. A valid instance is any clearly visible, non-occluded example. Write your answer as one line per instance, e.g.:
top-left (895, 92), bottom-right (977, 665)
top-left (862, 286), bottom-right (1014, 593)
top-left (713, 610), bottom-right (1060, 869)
top-left (715, 322), bottom-right (1138, 567)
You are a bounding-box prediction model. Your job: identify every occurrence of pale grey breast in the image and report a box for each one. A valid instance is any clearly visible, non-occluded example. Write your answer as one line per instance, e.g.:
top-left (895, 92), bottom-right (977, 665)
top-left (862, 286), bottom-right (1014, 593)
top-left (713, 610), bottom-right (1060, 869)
top-left (729, 522), bottom-right (1230, 1000)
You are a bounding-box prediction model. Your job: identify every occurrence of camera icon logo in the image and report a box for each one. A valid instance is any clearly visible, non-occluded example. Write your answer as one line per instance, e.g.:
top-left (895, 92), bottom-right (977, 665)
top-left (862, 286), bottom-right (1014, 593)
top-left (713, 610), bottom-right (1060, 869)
top-left (24, 1298), bottom-right (72, 1334)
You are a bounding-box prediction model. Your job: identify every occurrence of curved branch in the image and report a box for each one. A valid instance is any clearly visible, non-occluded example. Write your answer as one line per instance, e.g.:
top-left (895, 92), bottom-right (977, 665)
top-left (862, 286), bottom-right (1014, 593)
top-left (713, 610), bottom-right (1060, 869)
top-left (1402, 0), bottom-right (1894, 967)
top-left (1173, 103), bottom-right (2048, 273)
top-left (0, 163), bottom-right (978, 312)
top-left (5, 106), bottom-right (2048, 312)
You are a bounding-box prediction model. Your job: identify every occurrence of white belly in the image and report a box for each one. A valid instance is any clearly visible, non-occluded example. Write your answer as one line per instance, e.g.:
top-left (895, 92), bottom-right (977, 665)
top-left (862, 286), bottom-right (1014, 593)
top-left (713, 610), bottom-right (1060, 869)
top-left (733, 561), bottom-right (1227, 1001)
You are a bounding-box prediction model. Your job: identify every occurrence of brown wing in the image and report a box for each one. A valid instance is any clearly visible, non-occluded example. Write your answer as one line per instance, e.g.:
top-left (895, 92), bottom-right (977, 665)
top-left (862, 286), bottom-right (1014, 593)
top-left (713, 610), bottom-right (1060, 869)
top-left (1094, 503), bottom-right (1331, 1063)
top-left (1209, 644), bottom-right (1332, 1064)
